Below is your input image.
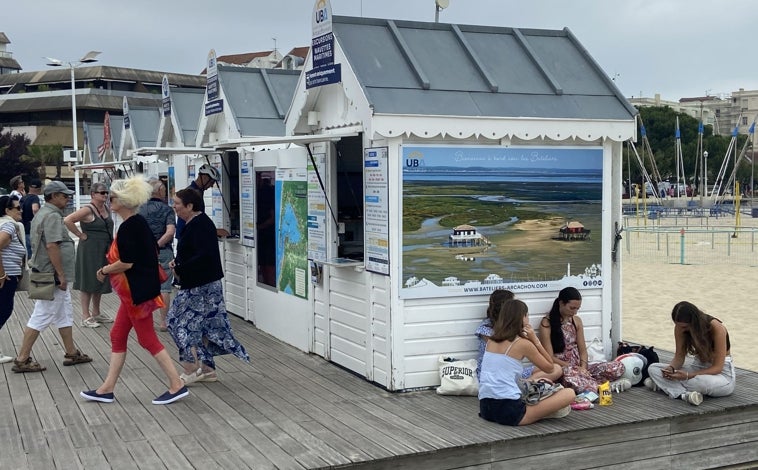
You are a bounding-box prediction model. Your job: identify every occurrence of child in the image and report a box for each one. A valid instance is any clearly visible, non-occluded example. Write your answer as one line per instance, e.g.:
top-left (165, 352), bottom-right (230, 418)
top-left (479, 299), bottom-right (575, 425)
top-left (476, 289), bottom-right (562, 382)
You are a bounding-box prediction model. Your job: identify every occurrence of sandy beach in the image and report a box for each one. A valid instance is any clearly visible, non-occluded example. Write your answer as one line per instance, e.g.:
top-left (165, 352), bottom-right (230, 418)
top-left (621, 215), bottom-right (758, 372)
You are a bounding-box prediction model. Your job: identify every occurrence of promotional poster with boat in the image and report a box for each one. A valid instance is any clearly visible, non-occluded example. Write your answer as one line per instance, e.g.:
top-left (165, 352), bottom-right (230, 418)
top-left (401, 145), bottom-right (604, 299)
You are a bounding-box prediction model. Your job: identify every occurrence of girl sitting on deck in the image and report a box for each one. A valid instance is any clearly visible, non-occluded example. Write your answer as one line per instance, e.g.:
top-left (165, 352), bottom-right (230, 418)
top-left (475, 289), bottom-right (562, 383)
top-left (645, 301), bottom-right (735, 406)
top-left (479, 299), bottom-right (575, 426)
top-left (539, 287), bottom-right (629, 394)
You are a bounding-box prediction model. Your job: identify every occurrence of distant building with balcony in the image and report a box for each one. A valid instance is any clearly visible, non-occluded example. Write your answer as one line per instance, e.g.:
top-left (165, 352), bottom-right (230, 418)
top-left (0, 32), bottom-right (22, 75)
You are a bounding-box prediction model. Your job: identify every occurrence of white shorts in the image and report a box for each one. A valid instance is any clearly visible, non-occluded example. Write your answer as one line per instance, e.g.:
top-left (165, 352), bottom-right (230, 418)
top-left (27, 286), bottom-right (74, 331)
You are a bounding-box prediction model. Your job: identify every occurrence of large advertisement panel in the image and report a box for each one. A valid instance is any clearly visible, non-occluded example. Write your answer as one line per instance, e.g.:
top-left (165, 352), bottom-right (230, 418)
top-left (401, 145), bottom-right (604, 299)
top-left (276, 169), bottom-right (309, 299)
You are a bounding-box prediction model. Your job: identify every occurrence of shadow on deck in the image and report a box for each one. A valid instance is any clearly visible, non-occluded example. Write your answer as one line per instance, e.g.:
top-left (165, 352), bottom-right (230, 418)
top-left (1, 292), bottom-right (757, 469)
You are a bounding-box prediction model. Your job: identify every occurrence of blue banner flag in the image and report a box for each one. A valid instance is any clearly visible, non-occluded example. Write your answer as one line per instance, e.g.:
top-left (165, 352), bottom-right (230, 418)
top-left (640, 125), bottom-right (647, 137)
top-left (675, 128), bottom-right (681, 139)
top-left (698, 122), bottom-right (704, 134)
top-left (750, 122), bottom-right (755, 134)
top-left (732, 125), bottom-right (739, 137)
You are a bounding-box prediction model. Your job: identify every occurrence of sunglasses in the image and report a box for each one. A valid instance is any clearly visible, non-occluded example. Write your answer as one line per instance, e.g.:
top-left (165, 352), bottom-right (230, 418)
top-left (94, 191), bottom-right (109, 195)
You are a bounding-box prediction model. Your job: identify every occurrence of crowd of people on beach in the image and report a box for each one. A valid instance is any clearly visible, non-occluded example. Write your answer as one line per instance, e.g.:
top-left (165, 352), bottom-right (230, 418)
top-left (0, 171), bottom-right (248, 406)
top-left (476, 287), bottom-right (736, 426)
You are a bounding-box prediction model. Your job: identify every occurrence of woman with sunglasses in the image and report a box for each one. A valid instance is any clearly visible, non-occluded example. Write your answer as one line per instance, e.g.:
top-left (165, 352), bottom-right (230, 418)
top-left (0, 195), bottom-right (27, 363)
top-left (64, 183), bottom-right (114, 328)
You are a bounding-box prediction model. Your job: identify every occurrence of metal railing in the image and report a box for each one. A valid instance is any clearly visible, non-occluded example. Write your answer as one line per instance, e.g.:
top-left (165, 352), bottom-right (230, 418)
top-left (622, 221), bottom-right (758, 266)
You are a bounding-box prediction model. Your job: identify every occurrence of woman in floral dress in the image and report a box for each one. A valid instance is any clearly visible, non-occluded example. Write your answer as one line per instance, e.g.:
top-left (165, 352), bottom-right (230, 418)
top-left (167, 188), bottom-right (249, 384)
top-left (539, 287), bottom-right (626, 393)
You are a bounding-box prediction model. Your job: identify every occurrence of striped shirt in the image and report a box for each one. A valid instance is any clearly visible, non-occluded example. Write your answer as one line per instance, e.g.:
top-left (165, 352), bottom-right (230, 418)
top-left (1, 222), bottom-right (26, 276)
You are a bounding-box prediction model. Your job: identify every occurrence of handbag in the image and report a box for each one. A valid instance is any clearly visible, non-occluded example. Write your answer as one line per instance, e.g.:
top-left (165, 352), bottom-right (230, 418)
top-left (16, 267), bottom-right (30, 291)
top-left (158, 264), bottom-right (169, 283)
top-left (436, 356), bottom-right (479, 396)
top-left (27, 214), bottom-right (56, 301)
top-left (518, 379), bottom-right (564, 405)
top-left (28, 270), bottom-right (56, 300)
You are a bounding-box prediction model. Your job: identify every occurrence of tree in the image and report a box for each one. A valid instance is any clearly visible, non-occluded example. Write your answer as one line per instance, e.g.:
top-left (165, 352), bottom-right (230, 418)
top-left (25, 144), bottom-right (64, 180)
top-left (0, 127), bottom-right (40, 191)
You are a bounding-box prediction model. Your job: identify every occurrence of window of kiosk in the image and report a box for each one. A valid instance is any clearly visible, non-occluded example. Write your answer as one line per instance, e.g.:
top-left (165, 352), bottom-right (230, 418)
top-left (222, 151), bottom-right (240, 237)
top-left (256, 170), bottom-right (276, 287)
top-left (335, 136), bottom-right (364, 260)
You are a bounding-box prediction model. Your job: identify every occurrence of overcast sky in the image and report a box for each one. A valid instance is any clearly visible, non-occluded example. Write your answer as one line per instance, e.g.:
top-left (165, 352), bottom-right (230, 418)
top-left (4, 0), bottom-right (756, 101)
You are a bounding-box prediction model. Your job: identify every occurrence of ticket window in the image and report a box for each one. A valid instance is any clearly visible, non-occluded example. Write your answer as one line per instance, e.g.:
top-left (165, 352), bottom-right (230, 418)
top-left (335, 135), bottom-right (364, 260)
top-left (256, 170), bottom-right (276, 287)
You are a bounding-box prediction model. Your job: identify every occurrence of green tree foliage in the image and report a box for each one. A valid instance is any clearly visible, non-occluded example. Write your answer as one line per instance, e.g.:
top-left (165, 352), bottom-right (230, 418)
top-left (624, 106), bottom-right (752, 189)
top-left (0, 127), bottom-right (41, 191)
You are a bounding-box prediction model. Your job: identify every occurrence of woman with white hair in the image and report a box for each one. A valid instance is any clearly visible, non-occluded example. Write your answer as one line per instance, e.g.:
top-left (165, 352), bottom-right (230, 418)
top-left (80, 177), bottom-right (188, 405)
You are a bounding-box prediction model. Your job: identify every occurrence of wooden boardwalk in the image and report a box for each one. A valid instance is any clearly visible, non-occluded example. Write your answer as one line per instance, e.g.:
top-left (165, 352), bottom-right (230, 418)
top-left (1, 292), bottom-right (758, 469)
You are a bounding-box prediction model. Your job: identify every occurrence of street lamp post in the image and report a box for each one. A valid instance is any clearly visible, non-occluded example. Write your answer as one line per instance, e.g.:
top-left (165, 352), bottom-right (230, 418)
top-left (704, 151), bottom-right (709, 199)
top-left (45, 51), bottom-right (101, 209)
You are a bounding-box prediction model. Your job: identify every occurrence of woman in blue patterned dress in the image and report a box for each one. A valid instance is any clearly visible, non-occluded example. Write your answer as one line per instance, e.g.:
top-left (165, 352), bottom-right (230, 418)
top-left (167, 188), bottom-right (249, 384)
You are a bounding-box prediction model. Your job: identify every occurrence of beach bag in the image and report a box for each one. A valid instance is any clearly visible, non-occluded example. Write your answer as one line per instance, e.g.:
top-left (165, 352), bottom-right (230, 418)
top-left (587, 337), bottom-right (605, 363)
top-left (28, 271), bottom-right (56, 301)
top-left (616, 342), bottom-right (659, 386)
top-left (437, 356), bottom-right (478, 396)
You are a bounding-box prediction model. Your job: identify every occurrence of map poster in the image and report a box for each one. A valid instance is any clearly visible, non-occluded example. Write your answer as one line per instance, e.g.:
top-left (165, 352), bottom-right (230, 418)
top-left (307, 148), bottom-right (328, 261)
top-left (401, 145), bottom-right (604, 299)
top-left (240, 159), bottom-right (255, 247)
top-left (364, 147), bottom-right (390, 275)
top-left (275, 168), bottom-right (309, 299)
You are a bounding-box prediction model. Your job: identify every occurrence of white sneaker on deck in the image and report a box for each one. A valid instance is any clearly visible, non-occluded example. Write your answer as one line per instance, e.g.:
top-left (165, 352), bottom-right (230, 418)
top-left (643, 378), bottom-right (659, 392)
top-left (0, 353), bottom-right (13, 364)
top-left (681, 391), bottom-right (703, 406)
top-left (609, 378), bottom-right (632, 393)
top-left (545, 404), bottom-right (571, 419)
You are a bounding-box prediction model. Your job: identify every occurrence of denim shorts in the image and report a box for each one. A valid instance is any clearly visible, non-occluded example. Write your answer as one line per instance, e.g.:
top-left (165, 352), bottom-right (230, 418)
top-left (479, 397), bottom-right (526, 426)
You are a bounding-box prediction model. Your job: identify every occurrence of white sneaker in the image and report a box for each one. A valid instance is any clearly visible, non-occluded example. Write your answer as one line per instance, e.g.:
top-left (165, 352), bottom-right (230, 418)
top-left (643, 377), bottom-right (659, 392)
top-left (93, 314), bottom-right (114, 323)
top-left (545, 404), bottom-right (571, 419)
top-left (681, 391), bottom-right (703, 406)
top-left (610, 378), bottom-right (632, 393)
top-left (81, 317), bottom-right (101, 328)
top-left (0, 353), bottom-right (13, 364)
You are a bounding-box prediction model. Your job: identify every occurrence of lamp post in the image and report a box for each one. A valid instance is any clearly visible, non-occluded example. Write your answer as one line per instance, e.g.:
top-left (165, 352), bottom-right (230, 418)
top-left (704, 151), bottom-right (709, 199)
top-left (45, 51), bottom-right (101, 209)
top-left (434, 0), bottom-right (449, 22)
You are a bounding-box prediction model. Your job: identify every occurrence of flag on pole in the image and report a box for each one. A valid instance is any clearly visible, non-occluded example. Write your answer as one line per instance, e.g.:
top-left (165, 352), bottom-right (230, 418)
top-left (97, 112), bottom-right (111, 162)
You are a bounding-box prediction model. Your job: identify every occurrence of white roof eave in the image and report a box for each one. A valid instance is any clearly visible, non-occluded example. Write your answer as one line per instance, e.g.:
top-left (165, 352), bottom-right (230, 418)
top-left (371, 114), bottom-right (636, 143)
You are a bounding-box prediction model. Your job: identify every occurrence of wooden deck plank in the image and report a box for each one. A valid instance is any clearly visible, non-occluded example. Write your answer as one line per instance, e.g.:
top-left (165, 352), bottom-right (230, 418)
top-left (3, 291), bottom-right (758, 469)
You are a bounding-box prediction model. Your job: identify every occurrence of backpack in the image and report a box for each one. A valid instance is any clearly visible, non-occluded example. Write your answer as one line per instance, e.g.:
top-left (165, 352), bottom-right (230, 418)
top-left (616, 342), bottom-right (660, 386)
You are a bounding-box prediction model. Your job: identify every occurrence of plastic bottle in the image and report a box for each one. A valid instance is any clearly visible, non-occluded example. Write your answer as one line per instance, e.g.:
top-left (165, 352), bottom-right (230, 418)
top-left (570, 401), bottom-right (594, 410)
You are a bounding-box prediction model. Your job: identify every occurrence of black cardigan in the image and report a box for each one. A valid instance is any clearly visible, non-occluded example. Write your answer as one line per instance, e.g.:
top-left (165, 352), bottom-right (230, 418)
top-left (174, 212), bottom-right (223, 289)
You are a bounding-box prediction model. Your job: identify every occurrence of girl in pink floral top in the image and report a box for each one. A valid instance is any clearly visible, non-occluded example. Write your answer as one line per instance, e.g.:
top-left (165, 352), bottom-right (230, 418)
top-left (539, 287), bottom-right (625, 393)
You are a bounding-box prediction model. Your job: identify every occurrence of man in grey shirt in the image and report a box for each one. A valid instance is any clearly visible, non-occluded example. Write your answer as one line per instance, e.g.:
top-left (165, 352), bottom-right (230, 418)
top-left (13, 181), bottom-right (92, 372)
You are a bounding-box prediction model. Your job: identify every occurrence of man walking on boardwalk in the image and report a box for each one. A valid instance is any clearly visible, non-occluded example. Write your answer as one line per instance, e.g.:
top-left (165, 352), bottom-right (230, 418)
top-left (12, 181), bottom-right (92, 372)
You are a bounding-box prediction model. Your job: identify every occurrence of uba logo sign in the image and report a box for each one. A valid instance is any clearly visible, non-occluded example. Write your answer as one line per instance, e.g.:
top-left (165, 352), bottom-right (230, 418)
top-left (405, 151), bottom-right (425, 168)
top-left (314, 0), bottom-right (329, 23)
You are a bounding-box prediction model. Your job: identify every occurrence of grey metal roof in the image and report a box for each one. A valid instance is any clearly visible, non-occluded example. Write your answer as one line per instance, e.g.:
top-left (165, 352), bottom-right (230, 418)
top-left (0, 65), bottom-right (204, 89)
top-left (127, 106), bottom-right (160, 148)
top-left (0, 90), bottom-right (163, 113)
top-left (332, 16), bottom-right (636, 120)
top-left (217, 65), bottom-right (300, 137)
top-left (169, 88), bottom-right (204, 145)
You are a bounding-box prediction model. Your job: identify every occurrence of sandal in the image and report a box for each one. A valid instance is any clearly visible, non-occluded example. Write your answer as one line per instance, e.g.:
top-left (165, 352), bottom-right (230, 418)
top-left (12, 357), bottom-right (46, 373)
top-left (63, 350), bottom-right (93, 366)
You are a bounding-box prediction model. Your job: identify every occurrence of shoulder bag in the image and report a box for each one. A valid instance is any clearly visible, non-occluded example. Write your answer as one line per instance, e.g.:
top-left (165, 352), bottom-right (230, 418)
top-left (27, 215), bottom-right (56, 301)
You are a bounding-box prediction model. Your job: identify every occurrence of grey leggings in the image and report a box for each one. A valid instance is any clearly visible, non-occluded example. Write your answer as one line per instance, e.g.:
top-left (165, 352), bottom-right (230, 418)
top-left (648, 356), bottom-right (735, 399)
